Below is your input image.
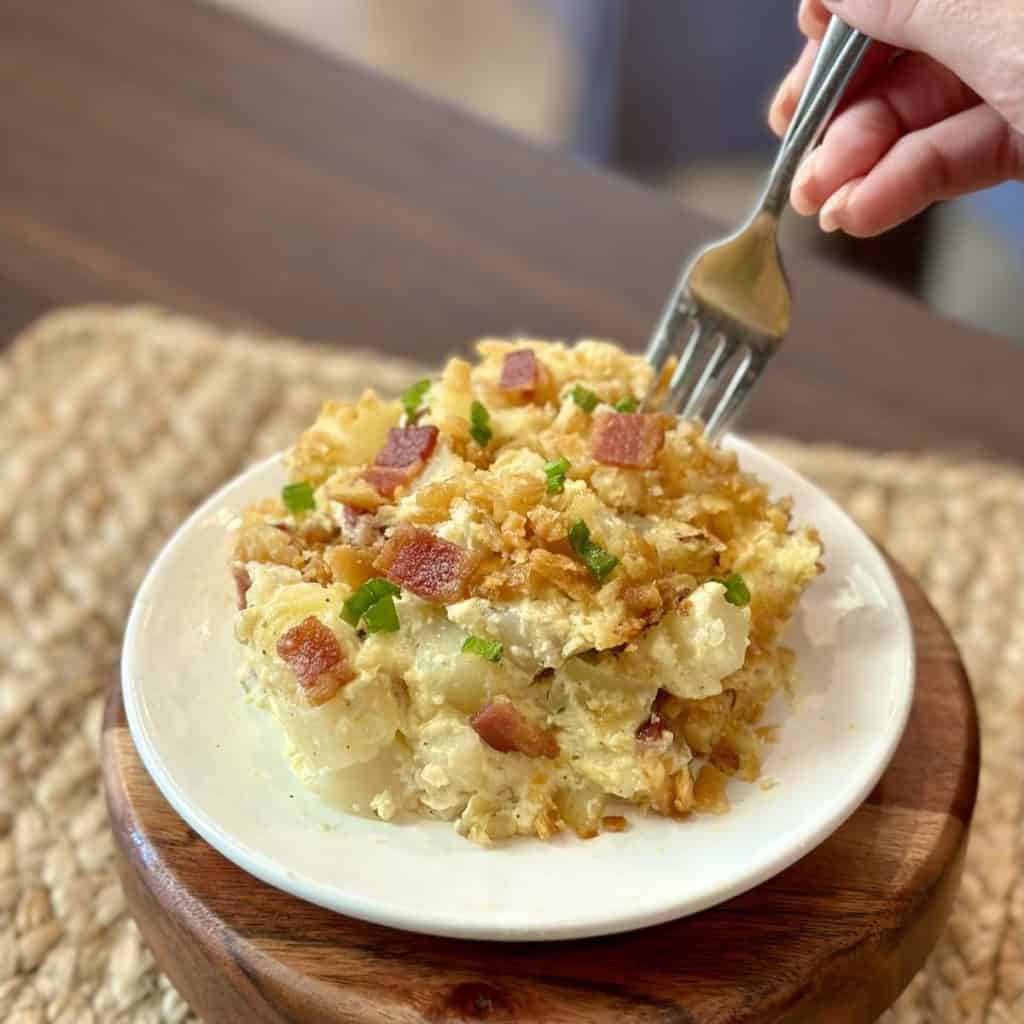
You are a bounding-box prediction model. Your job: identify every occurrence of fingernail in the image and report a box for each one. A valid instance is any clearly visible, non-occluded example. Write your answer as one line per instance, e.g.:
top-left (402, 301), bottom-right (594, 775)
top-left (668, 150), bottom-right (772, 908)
top-left (819, 179), bottom-right (858, 233)
top-left (790, 151), bottom-right (820, 215)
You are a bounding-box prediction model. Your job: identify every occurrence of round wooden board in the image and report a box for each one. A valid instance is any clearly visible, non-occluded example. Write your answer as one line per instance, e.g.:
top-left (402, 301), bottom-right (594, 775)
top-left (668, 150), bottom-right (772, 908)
top-left (103, 559), bottom-right (979, 1024)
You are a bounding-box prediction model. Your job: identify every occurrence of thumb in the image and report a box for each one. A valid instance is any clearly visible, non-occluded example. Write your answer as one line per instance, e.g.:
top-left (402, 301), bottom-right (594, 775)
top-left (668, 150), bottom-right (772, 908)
top-left (819, 0), bottom-right (984, 52)
top-left (821, 0), bottom-right (1024, 128)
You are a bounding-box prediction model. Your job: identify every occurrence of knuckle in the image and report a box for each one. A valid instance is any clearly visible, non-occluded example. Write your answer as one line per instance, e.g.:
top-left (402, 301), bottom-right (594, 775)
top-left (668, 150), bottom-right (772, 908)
top-left (983, 62), bottom-right (1024, 135)
top-left (857, 0), bottom-right (929, 45)
top-left (825, 99), bottom-right (898, 165)
top-left (918, 134), bottom-right (954, 198)
top-left (995, 124), bottom-right (1024, 183)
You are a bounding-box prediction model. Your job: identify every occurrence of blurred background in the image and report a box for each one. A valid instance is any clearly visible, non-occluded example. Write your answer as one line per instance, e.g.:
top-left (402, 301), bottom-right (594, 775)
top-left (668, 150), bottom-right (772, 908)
top-left (213, 0), bottom-right (1024, 344)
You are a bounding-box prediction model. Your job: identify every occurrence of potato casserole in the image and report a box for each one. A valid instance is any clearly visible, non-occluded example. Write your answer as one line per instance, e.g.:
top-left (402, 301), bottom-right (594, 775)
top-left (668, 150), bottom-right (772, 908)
top-left (231, 339), bottom-right (822, 844)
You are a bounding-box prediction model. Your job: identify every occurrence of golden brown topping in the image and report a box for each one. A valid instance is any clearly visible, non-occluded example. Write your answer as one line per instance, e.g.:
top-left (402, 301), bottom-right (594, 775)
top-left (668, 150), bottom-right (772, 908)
top-left (481, 472), bottom-right (546, 518)
top-left (325, 545), bottom-right (378, 590)
top-left (711, 724), bottom-right (762, 782)
top-left (641, 754), bottom-right (695, 817)
top-left (529, 549), bottom-right (593, 602)
top-left (233, 523), bottom-right (303, 569)
top-left (301, 553), bottom-right (333, 586)
top-left (411, 479), bottom-right (467, 525)
top-left (621, 581), bottom-right (663, 621)
top-left (693, 763), bottom-right (730, 815)
top-left (660, 690), bottom-right (735, 756)
top-left (533, 801), bottom-right (562, 841)
top-left (471, 560), bottom-right (531, 602)
top-left (323, 472), bottom-right (389, 511)
top-left (276, 616), bottom-right (355, 706)
top-left (601, 815), bottom-right (628, 833)
top-left (295, 517), bottom-right (341, 546)
top-left (471, 696), bottom-right (560, 759)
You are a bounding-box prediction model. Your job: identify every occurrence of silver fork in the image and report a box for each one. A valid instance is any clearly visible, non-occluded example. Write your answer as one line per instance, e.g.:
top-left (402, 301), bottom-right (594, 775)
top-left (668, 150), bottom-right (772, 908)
top-left (645, 17), bottom-right (872, 440)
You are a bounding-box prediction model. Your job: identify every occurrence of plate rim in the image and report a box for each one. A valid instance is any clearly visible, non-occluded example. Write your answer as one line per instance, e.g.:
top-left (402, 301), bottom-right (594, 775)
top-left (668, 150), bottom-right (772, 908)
top-left (121, 435), bottom-right (915, 940)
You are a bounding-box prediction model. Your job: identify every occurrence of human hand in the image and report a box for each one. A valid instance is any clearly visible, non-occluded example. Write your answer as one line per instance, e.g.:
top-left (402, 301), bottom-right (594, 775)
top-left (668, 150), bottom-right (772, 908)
top-left (769, 0), bottom-right (1024, 236)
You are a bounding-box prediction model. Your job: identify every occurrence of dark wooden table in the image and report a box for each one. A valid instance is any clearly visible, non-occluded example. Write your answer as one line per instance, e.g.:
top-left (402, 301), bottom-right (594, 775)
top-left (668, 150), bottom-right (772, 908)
top-left (3, 0), bottom-right (1022, 462)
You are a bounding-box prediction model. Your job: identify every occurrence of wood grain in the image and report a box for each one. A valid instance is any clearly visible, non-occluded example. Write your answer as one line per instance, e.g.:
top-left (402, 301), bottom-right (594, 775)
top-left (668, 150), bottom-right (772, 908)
top-left (103, 559), bottom-right (978, 1024)
top-left (2, 0), bottom-right (1023, 462)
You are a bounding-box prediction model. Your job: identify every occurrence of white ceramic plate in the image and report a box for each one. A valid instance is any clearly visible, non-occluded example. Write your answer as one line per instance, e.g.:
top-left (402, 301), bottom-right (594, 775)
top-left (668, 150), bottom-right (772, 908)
top-left (122, 437), bottom-right (914, 941)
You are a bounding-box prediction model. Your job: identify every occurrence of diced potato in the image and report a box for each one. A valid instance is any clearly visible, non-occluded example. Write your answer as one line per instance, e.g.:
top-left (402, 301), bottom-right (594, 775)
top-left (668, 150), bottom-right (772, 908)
top-left (622, 582), bottom-right (749, 700)
top-left (288, 391), bottom-right (402, 484)
top-left (555, 781), bottom-right (605, 839)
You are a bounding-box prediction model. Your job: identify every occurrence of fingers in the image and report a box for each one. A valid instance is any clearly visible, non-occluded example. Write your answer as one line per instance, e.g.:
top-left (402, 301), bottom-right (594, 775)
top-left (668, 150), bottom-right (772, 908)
top-left (797, 0), bottom-right (830, 41)
top-left (769, 38), bottom-right (897, 139)
top-left (819, 0), bottom-right (1024, 127)
top-left (819, 0), bottom-right (968, 51)
top-left (769, 39), bottom-right (819, 136)
top-left (791, 53), bottom-right (978, 215)
top-left (817, 103), bottom-right (1024, 236)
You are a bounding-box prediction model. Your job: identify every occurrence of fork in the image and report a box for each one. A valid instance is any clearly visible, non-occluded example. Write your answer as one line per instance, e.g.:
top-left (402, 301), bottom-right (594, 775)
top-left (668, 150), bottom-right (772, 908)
top-left (645, 17), bottom-right (872, 439)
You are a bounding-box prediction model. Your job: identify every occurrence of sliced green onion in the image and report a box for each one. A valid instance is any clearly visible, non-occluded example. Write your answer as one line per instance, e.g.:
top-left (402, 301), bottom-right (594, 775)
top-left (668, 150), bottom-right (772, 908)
top-left (341, 577), bottom-right (401, 627)
top-left (281, 481), bottom-right (315, 516)
top-left (710, 573), bottom-right (751, 607)
top-left (543, 456), bottom-right (571, 495)
top-left (469, 400), bottom-right (492, 447)
top-left (568, 519), bottom-right (618, 583)
top-left (401, 378), bottom-right (431, 420)
top-left (363, 594), bottom-right (400, 633)
top-left (614, 396), bottom-right (638, 413)
top-left (570, 384), bottom-right (599, 413)
top-left (461, 635), bottom-right (503, 662)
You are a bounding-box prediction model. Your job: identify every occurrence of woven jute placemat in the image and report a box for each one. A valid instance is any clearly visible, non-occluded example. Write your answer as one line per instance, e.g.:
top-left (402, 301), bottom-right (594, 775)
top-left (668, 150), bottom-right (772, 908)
top-left (0, 306), bottom-right (1020, 1023)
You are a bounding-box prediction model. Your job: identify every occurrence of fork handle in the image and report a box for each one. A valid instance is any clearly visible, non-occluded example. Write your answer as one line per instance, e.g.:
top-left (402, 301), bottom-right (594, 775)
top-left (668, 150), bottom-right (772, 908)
top-left (758, 18), bottom-right (872, 220)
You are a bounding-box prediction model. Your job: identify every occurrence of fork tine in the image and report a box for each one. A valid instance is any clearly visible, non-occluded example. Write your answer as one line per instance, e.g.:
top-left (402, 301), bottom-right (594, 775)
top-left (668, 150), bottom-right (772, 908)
top-left (664, 319), bottom-right (717, 415)
top-left (644, 292), bottom-right (694, 378)
top-left (681, 334), bottom-right (742, 421)
top-left (703, 351), bottom-right (761, 441)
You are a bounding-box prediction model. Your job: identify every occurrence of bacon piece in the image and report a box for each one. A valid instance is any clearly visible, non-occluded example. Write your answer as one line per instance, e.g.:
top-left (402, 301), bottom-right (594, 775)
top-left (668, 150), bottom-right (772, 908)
top-left (375, 524), bottom-right (476, 603)
top-left (471, 696), bottom-right (560, 759)
top-left (232, 566), bottom-right (251, 610)
top-left (590, 411), bottom-right (665, 469)
top-left (361, 466), bottom-right (410, 499)
top-left (636, 712), bottom-right (666, 744)
top-left (499, 349), bottom-right (539, 393)
top-left (362, 425), bottom-right (439, 498)
top-left (276, 615), bottom-right (355, 706)
top-left (375, 425), bottom-right (439, 468)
